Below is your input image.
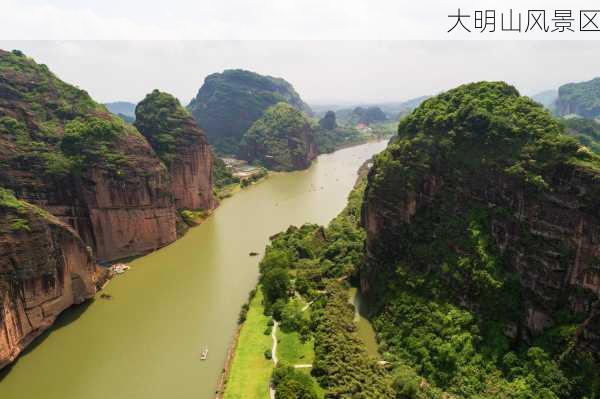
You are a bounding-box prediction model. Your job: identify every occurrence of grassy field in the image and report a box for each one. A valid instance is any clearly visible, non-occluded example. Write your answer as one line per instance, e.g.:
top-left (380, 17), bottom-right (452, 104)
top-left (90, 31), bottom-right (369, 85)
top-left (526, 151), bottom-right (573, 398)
top-left (276, 329), bottom-right (315, 365)
top-left (223, 289), bottom-right (273, 399)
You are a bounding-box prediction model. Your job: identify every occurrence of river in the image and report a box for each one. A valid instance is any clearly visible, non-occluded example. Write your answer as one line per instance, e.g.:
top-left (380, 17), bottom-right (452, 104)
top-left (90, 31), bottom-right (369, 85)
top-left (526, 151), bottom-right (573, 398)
top-left (0, 140), bottom-right (388, 399)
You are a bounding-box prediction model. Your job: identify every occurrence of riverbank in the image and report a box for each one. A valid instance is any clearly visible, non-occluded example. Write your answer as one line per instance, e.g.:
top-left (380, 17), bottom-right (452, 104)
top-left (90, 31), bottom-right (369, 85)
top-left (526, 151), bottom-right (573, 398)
top-left (221, 289), bottom-right (273, 399)
top-left (221, 287), bottom-right (321, 399)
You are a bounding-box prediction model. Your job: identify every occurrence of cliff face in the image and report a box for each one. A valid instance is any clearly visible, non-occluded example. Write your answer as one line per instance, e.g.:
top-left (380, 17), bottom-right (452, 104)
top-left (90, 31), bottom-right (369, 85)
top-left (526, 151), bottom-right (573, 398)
top-left (240, 103), bottom-right (317, 171)
top-left (555, 77), bottom-right (600, 118)
top-left (0, 49), bottom-right (180, 262)
top-left (187, 69), bottom-right (312, 155)
top-left (135, 90), bottom-right (216, 211)
top-left (0, 191), bottom-right (102, 368)
top-left (362, 82), bottom-right (600, 355)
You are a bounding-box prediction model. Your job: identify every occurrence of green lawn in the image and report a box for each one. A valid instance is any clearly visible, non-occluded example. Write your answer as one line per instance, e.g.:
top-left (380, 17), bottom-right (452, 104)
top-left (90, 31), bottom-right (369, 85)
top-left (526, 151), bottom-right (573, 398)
top-left (223, 288), bottom-right (273, 399)
top-left (276, 329), bottom-right (315, 365)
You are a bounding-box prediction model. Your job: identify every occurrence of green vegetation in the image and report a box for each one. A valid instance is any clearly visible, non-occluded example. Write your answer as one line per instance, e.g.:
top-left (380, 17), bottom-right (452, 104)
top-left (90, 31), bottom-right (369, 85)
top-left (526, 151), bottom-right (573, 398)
top-left (318, 111), bottom-right (336, 130)
top-left (134, 89), bottom-right (195, 166)
top-left (351, 106), bottom-right (388, 125)
top-left (313, 126), bottom-right (371, 153)
top-left (187, 69), bottom-right (312, 155)
top-left (364, 81), bottom-right (600, 398)
top-left (314, 117), bottom-right (396, 154)
top-left (0, 50), bottom-right (135, 179)
top-left (562, 117), bottom-right (600, 153)
top-left (241, 103), bottom-right (315, 171)
top-left (369, 81), bottom-right (599, 197)
top-left (224, 288), bottom-right (274, 399)
top-left (556, 77), bottom-right (600, 118)
top-left (179, 209), bottom-right (207, 226)
top-left (61, 116), bottom-right (128, 174)
top-left (240, 168), bottom-right (268, 188)
top-left (0, 188), bottom-right (31, 232)
top-left (251, 178), bottom-right (397, 397)
top-left (0, 187), bottom-right (27, 212)
top-left (213, 157), bottom-right (240, 188)
top-left (276, 328), bottom-right (315, 365)
top-left (272, 365), bottom-right (320, 399)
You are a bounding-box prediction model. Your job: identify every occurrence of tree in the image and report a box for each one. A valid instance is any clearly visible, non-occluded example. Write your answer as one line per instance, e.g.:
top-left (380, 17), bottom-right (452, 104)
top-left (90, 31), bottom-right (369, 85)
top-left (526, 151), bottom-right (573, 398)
top-left (261, 267), bottom-right (291, 305)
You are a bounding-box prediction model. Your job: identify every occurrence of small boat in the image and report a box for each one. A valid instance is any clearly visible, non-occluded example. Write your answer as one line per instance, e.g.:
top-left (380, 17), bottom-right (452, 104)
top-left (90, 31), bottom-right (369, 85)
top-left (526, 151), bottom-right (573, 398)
top-left (249, 252), bottom-right (259, 256)
top-left (111, 263), bottom-right (130, 274)
top-left (200, 348), bottom-right (208, 360)
top-left (100, 293), bottom-right (113, 300)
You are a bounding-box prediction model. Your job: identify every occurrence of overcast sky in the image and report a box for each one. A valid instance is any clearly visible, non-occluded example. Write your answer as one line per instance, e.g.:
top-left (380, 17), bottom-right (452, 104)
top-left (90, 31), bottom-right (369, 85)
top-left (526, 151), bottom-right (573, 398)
top-left (1, 41), bottom-right (599, 106)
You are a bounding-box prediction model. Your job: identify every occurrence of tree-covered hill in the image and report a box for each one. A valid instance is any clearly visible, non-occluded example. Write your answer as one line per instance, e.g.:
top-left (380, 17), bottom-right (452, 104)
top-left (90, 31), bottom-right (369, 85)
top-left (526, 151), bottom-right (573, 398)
top-left (562, 117), bottom-right (600, 154)
top-left (555, 77), bottom-right (600, 118)
top-left (239, 102), bottom-right (316, 171)
top-left (362, 81), bottom-right (600, 398)
top-left (187, 69), bottom-right (312, 155)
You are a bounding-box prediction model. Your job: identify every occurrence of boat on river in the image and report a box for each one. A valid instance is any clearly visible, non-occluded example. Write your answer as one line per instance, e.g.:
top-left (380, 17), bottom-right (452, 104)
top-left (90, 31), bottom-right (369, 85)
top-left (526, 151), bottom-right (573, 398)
top-left (200, 348), bottom-right (208, 360)
top-left (110, 263), bottom-right (130, 274)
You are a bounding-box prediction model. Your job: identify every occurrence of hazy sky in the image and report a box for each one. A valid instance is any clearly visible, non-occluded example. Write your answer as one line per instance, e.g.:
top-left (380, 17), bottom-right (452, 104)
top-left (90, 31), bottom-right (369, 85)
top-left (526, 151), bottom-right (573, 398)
top-left (1, 41), bottom-right (599, 106)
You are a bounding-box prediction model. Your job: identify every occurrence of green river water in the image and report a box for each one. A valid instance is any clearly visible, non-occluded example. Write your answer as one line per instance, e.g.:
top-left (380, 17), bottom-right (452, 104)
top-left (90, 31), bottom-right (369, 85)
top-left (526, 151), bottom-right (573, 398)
top-left (0, 140), bottom-right (388, 399)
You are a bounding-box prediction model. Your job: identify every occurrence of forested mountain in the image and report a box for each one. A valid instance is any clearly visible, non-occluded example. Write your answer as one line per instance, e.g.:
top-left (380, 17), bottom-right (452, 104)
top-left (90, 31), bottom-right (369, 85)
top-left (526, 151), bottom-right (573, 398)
top-left (555, 77), bottom-right (600, 118)
top-left (562, 117), bottom-right (600, 154)
top-left (363, 81), bottom-right (600, 398)
top-left (104, 101), bottom-right (137, 118)
top-left (135, 89), bottom-right (215, 210)
top-left (187, 69), bottom-right (312, 155)
top-left (239, 102), bottom-right (316, 171)
top-left (531, 89), bottom-right (558, 110)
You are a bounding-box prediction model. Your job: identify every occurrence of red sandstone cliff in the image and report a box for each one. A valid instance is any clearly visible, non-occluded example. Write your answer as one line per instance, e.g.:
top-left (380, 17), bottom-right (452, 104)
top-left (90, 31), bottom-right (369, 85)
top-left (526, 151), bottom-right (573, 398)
top-left (0, 198), bottom-right (104, 368)
top-left (134, 89), bottom-right (216, 212)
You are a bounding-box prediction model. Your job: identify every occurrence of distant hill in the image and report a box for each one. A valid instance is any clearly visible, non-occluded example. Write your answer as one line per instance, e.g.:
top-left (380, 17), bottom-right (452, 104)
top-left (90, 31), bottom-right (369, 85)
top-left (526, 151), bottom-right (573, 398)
top-left (317, 95), bottom-right (430, 122)
top-left (555, 77), bottom-right (600, 118)
top-left (104, 101), bottom-right (137, 118)
top-left (562, 117), bottom-right (600, 154)
top-left (530, 89), bottom-right (558, 110)
top-left (239, 102), bottom-right (316, 171)
top-left (187, 69), bottom-right (312, 155)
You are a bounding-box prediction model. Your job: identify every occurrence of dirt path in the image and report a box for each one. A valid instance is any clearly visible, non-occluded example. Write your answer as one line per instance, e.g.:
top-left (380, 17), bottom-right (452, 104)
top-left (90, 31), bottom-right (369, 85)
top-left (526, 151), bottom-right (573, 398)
top-left (271, 320), bottom-right (279, 366)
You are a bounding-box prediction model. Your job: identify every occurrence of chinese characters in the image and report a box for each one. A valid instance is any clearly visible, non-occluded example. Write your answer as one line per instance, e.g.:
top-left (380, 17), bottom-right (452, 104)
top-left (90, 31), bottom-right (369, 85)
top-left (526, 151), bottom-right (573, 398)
top-left (448, 9), bottom-right (600, 33)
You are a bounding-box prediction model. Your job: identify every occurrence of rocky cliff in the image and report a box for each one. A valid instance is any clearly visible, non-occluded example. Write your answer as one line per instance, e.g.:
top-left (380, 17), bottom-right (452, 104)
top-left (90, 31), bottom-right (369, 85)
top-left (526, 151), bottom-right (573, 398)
top-left (187, 69), bottom-right (312, 155)
top-left (555, 77), bottom-right (600, 118)
top-left (0, 49), bottom-right (181, 262)
top-left (135, 90), bottom-right (216, 211)
top-left (240, 102), bottom-right (317, 171)
top-left (362, 82), bottom-right (600, 397)
top-left (0, 189), bottom-right (103, 368)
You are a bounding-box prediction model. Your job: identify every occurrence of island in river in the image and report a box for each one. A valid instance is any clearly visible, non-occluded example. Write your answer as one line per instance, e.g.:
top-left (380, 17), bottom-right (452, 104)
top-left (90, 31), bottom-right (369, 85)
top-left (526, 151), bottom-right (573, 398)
top-left (0, 140), bottom-right (388, 399)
